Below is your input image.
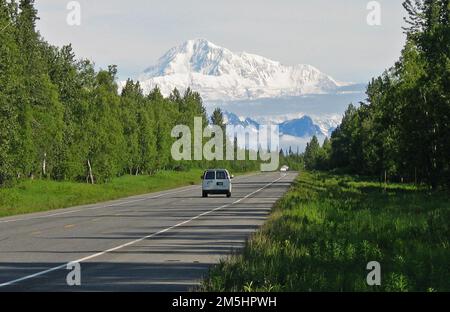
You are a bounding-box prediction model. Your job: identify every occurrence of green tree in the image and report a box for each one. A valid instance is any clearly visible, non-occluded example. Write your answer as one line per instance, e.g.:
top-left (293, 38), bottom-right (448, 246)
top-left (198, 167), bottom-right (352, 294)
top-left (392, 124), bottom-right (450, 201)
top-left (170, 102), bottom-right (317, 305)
top-left (0, 0), bottom-right (21, 184)
top-left (120, 79), bottom-right (141, 175)
top-left (211, 108), bottom-right (225, 132)
top-left (304, 136), bottom-right (321, 170)
top-left (85, 66), bottom-right (125, 182)
top-left (15, 0), bottom-right (64, 179)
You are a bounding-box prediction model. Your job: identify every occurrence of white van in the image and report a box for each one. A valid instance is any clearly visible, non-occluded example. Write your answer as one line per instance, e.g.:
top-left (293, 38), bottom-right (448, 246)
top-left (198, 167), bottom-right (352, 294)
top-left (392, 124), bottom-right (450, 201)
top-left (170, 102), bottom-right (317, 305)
top-left (201, 169), bottom-right (234, 198)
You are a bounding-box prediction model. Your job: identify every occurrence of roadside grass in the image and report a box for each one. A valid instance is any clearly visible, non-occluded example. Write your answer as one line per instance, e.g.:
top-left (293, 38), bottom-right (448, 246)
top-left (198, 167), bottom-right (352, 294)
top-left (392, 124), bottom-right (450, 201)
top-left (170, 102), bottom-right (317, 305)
top-left (201, 171), bottom-right (450, 292)
top-left (0, 169), bottom-right (204, 218)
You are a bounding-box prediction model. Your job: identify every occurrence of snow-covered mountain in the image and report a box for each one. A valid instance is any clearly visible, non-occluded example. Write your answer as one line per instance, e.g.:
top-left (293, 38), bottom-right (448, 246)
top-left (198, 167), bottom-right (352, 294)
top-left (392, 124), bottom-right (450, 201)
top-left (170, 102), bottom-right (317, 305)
top-left (136, 39), bottom-right (347, 101)
top-left (125, 39), bottom-right (364, 152)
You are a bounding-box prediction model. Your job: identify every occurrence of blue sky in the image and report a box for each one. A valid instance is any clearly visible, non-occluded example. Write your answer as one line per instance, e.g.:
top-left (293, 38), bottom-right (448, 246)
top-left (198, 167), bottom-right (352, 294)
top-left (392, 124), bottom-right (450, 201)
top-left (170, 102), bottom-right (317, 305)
top-left (35, 0), bottom-right (407, 83)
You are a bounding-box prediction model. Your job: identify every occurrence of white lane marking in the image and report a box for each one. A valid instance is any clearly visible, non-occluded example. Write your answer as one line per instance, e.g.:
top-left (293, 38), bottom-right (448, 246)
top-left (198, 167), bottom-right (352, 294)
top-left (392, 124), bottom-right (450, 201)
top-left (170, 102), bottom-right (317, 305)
top-left (0, 172), bottom-right (262, 224)
top-left (0, 173), bottom-right (288, 288)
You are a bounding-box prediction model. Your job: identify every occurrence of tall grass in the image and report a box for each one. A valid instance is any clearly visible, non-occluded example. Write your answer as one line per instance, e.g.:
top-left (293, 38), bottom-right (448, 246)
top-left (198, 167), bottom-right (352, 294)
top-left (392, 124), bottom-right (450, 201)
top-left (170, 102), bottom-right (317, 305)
top-left (201, 172), bottom-right (449, 292)
top-left (0, 169), bottom-right (204, 218)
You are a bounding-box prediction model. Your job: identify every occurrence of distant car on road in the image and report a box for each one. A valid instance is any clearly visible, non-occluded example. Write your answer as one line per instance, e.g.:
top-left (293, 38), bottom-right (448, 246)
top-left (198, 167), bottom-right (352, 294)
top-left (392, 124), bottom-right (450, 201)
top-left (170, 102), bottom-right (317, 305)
top-left (280, 165), bottom-right (289, 172)
top-left (201, 169), bottom-right (234, 198)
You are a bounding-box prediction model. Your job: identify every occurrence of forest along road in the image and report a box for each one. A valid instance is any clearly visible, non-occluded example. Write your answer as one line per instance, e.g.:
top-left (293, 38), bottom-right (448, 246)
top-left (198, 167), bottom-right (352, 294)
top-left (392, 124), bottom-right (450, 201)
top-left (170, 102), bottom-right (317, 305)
top-left (0, 171), bottom-right (297, 291)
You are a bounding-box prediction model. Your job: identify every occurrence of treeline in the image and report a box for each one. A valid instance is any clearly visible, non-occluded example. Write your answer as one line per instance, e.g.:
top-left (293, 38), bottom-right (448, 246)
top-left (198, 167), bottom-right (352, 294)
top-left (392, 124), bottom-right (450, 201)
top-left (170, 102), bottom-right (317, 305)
top-left (278, 147), bottom-right (305, 171)
top-left (303, 0), bottom-right (449, 189)
top-left (0, 0), bottom-right (258, 186)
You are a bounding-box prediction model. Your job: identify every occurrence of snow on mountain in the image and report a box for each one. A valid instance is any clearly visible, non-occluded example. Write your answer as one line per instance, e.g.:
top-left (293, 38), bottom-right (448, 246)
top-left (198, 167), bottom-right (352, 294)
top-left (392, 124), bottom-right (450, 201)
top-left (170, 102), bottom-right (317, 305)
top-left (136, 39), bottom-right (346, 101)
top-left (311, 115), bottom-right (342, 136)
top-left (222, 111), bottom-right (260, 129)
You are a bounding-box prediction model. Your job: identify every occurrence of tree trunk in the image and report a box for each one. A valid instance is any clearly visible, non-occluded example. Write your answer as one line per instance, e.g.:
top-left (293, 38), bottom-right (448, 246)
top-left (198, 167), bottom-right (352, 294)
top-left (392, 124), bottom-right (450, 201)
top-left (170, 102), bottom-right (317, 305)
top-left (42, 152), bottom-right (47, 177)
top-left (87, 159), bottom-right (94, 184)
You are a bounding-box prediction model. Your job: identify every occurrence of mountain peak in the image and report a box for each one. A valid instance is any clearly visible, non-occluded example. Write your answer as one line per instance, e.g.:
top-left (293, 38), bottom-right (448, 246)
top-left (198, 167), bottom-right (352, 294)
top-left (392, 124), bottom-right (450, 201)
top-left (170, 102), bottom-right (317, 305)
top-left (279, 116), bottom-right (324, 138)
top-left (137, 39), bottom-right (346, 101)
top-left (176, 38), bottom-right (224, 57)
top-left (142, 38), bottom-right (229, 77)
top-left (183, 38), bottom-right (219, 48)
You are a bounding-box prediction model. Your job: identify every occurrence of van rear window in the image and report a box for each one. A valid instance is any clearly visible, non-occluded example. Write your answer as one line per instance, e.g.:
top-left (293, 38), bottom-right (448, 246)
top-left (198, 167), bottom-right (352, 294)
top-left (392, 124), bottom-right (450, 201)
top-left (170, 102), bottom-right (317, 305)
top-left (205, 171), bottom-right (215, 180)
top-left (216, 171), bottom-right (227, 179)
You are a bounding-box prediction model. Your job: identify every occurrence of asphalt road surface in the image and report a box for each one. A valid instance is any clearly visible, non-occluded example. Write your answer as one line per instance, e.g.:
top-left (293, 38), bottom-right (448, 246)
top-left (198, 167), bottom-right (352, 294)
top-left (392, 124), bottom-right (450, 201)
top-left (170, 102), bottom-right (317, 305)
top-left (0, 171), bottom-right (297, 291)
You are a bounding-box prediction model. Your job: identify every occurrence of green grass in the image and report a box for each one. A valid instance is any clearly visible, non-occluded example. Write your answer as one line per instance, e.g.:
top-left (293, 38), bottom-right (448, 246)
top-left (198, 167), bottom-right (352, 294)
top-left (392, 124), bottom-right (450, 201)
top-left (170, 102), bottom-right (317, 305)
top-left (201, 171), bottom-right (450, 292)
top-left (0, 169), bottom-right (204, 218)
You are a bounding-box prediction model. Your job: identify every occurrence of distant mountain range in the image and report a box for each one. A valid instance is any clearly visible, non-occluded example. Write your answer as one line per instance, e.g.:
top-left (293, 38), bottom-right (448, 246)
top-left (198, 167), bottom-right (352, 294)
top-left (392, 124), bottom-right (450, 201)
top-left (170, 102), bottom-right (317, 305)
top-left (135, 39), bottom-right (353, 101)
top-left (222, 111), bottom-right (335, 138)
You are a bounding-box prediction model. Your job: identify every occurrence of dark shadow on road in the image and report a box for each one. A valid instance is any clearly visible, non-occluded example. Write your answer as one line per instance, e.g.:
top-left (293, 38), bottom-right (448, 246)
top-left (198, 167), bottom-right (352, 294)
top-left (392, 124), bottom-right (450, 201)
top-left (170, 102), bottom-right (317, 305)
top-left (0, 261), bottom-right (210, 292)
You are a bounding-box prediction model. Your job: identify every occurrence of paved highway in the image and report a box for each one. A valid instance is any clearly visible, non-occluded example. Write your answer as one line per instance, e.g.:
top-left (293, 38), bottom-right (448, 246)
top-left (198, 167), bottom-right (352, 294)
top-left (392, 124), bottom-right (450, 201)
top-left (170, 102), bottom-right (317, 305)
top-left (0, 171), bottom-right (296, 291)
